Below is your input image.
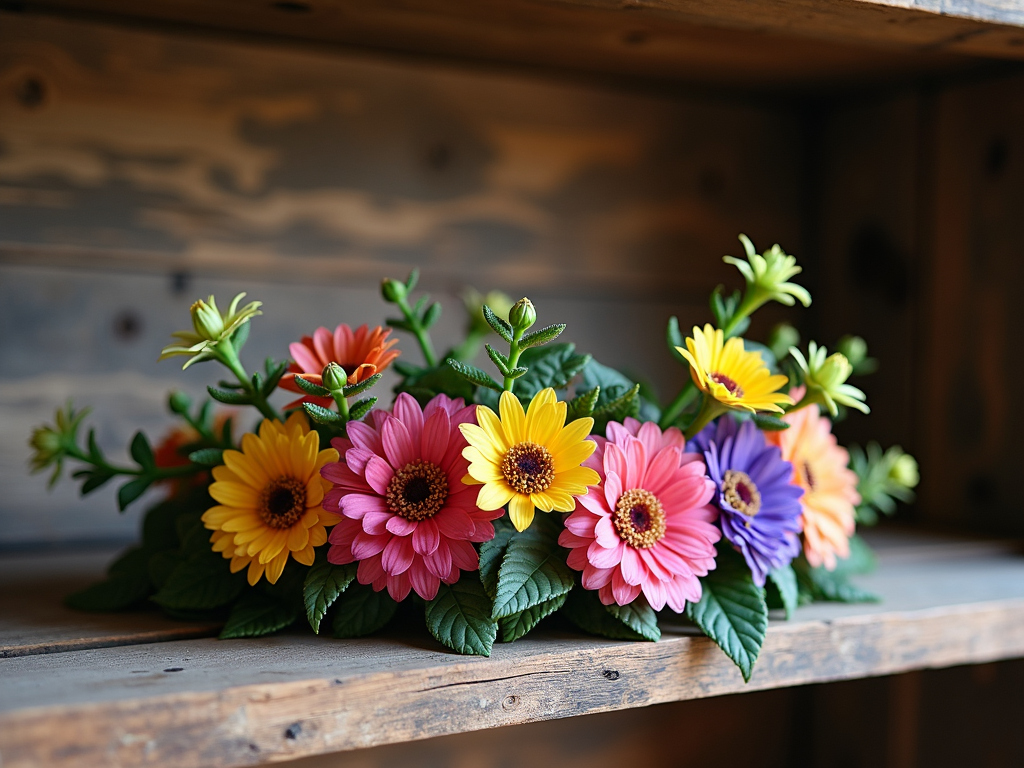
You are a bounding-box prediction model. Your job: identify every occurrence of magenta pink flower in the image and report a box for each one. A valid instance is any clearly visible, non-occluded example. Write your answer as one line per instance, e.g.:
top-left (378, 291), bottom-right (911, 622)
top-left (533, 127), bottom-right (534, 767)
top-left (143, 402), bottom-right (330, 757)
top-left (321, 393), bottom-right (501, 601)
top-left (558, 418), bottom-right (720, 611)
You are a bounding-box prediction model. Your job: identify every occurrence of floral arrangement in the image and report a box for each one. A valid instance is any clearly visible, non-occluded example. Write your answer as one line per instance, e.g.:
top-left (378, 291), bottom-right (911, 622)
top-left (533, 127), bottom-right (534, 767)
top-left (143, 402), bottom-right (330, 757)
top-left (30, 236), bottom-right (919, 681)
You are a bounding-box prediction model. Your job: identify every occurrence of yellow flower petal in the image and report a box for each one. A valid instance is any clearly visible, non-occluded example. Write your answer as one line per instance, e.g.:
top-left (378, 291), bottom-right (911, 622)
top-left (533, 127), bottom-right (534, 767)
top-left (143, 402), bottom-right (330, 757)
top-left (287, 524), bottom-right (310, 551)
top-left (508, 494), bottom-right (535, 531)
top-left (265, 550), bottom-right (290, 584)
top-left (247, 558), bottom-right (266, 586)
top-left (476, 481), bottom-right (516, 511)
top-left (499, 390), bottom-right (527, 444)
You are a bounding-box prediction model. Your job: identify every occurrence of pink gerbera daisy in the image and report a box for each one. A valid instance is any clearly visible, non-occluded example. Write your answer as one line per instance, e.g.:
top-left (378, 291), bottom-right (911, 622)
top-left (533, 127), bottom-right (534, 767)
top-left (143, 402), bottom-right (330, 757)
top-left (321, 393), bottom-right (501, 601)
top-left (558, 418), bottom-right (721, 612)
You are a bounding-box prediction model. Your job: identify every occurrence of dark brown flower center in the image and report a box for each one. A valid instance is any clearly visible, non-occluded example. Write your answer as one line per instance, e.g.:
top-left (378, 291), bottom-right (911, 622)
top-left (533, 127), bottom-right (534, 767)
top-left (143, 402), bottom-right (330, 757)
top-left (501, 442), bottom-right (555, 495)
top-left (386, 460), bottom-right (448, 521)
top-left (258, 476), bottom-right (307, 529)
top-left (711, 372), bottom-right (744, 398)
top-left (722, 469), bottom-right (761, 526)
top-left (613, 488), bottom-right (666, 549)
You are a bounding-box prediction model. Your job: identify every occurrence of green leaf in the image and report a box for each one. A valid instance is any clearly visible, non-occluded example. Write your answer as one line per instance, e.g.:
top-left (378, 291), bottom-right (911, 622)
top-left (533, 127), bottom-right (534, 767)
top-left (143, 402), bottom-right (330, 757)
top-left (425, 574), bottom-right (497, 656)
top-left (188, 448), bottom-right (224, 466)
top-left (147, 551), bottom-right (185, 590)
top-left (396, 362), bottom-right (475, 404)
top-left (303, 556), bottom-right (357, 634)
top-left (332, 583), bottom-right (399, 638)
top-left (219, 592), bottom-right (299, 639)
top-left (393, 360), bottom-right (421, 378)
top-left (492, 514), bottom-right (575, 619)
top-left (230, 319), bottom-right (250, 354)
top-left (79, 469), bottom-right (115, 495)
top-left (343, 373), bottom-right (383, 398)
top-left (482, 304), bottom-right (513, 343)
top-left (422, 301), bottom-right (442, 328)
top-left (519, 323), bottom-right (566, 350)
top-left (499, 592), bottom-right (567, 642)
top-left (293, 375), bottom-right (330, 398)
top-left (303, 402), bottom-right (344, 425)
top-left (152, 554), bottom-right (246, 610)
top-left (130, 431), bottom-right (155, 469)
top-left (447, 359), bottom-right (503, 392)
top-left (263, 359), bottom-right (288, 395)
top-left (580, 359), bottom-right (635, 408)
top-left (513, 344), bottom-right (590, 400)
top-left (605, 600), bottom-right (660, 641)
top-left (686, 548), bottom-right (768, 682)
top-left (753, 413), bottom-right (790, 431)
top-left (348, 397), bottom-right (378, 421)
top-left (561, 588), bottom-right (647, 641)
top-left (566, 386), bottom-right (600, 421)
top-left (592, 383), bottom-right (641, 430)
top-left (767, 564), bottom-right (799, 620)
top-left (405, 267), bottom-right (419, 292)
top-left (117, 476), bottom-right (152, 511)
top-left (666, 316), bottom-right (688, 364)
top-left (834, 534), bottom-right (878, 576)
top-left (65, 573), bottom-right (152, 612)
top-left (485, 344), bottom-right (511, 376)
top-left (478, 516), bottom-right (516, 599)
top-left (207, 386), bottom-right (251, 405)
top-left (794, 556), bottom-right (879, 604)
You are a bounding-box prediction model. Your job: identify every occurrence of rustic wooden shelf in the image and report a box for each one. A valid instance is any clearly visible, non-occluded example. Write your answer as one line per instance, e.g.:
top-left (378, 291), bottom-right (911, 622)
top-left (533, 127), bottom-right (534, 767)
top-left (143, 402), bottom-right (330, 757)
top-left (1, 530), bottom-right (1023, 768)
top-left (8, 0), bottom-right (1024, 90)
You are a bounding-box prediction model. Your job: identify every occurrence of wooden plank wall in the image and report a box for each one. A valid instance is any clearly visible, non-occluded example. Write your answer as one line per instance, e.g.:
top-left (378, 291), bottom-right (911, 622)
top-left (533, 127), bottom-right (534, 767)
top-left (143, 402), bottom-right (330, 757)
top-left (0, 14), bottom-right (803, 547)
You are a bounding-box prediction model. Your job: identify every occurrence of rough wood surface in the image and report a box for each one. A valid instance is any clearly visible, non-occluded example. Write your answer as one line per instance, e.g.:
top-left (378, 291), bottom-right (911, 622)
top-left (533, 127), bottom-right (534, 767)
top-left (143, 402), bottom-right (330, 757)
top-left (0, 533), bottom-right (1021, 767)
top-left (5, 0), bottom-right (1020, 89)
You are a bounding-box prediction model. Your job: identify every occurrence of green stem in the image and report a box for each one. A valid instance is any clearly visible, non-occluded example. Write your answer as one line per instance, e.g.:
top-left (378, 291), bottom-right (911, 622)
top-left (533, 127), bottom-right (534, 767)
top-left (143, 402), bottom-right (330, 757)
top-left (658, 380), bottom-right (697, 429)
top-left (504, 327), bottom-right (525, 392)
top-left (216, 342), bottom-right (281, 422)
top-left (721, 289), bottom-right (763, 337)
top-left (683, 394), bottom-right (728, 441)
top-left (396, 297), bottom-right (438, 368)
top-left (64, 444), bottom-right (202, 480)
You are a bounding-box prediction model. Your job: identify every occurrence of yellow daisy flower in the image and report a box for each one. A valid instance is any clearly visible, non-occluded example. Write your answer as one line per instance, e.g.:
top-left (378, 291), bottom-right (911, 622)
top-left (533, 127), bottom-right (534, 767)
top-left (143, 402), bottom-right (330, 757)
top-left (460, 388), bottom-right (600, 532)
top-left (202, 412), bottom-right (339, 585)
top-left (677, 324), bottom-right (793, 414)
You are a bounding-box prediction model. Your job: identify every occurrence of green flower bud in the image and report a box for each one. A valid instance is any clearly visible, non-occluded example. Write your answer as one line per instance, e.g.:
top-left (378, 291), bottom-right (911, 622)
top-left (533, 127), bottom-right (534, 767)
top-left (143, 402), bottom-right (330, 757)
top-left (790, 341), bottom-right (868, 416)
top-left (724, 234), bottom-right (811, 310)
top-left (29, 425), bottom-right (62, 470)
top-left (168, 390), bottom-right (192, 415)
top-left (160, 292), bottom-right (262, 369)
top-left (322, 362), bottom-right (348, 393)
top-left (837, 335), bottom-right (877, 375)
top-left (889, 452), bottom-right (920, 489)
top-left (767, 323), bottom-right (800, 363)
top-left (190, 297), bottom-right (225, 340)
top-left (509, 297), bottom-right (537, 332)
top-left (381, 277), bottom-right (407, 304)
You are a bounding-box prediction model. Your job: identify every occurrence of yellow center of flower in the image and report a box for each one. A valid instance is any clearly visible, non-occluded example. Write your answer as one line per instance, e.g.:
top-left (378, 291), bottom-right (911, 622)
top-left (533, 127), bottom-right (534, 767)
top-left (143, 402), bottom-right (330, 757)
top-left (386, 460), bottom-right (448, 521)
top-left (613, 488), bottom-right (666, 549)
top-left (258, 476), bottom-right (307, 529)
top-left (711, 372), bottom-right (745, 398)
top-left (723, 469), bottom-right (761, 525)
top-left (501, 442), bottom-right (555, 495)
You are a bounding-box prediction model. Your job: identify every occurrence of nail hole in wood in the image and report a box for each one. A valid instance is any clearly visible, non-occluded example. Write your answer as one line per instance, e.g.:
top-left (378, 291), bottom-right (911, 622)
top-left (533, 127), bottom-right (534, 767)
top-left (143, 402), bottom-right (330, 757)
top-left (622, 30), bottom-right (649, 45)
top-left (602, 669), bottom-right (620, 680)
top-left (113, 310), bottom-right (142, 342)
top-left (502, 695), bottom-right (520, 710)
top-left (163, 667), bottom-right (183, 673)
top-left (170, 270), bottom-right (191, 295)
top-left (425, 141), bottom-right (452, 172)
top-left (285, 723), bottom-right (302, 740)
top-left (14, 75), bottom-right (46, 109)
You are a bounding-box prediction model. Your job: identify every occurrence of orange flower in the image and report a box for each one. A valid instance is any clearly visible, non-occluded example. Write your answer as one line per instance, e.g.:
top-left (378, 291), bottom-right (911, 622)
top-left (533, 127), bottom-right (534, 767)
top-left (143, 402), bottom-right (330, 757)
top-left (766, 401), bottom-right (860, 570)
top-left (153, 413), bottom-right (235, 496)
top-left (281, 324), bottom-right (400, 409)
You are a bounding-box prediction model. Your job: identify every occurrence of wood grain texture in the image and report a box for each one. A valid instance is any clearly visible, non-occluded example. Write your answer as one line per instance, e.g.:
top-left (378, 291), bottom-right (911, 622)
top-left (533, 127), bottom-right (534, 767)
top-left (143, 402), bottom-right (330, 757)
top-left (1, 535), bottom-right (1022, 767)
top-left (3, 0), bottom-right (1014, 91)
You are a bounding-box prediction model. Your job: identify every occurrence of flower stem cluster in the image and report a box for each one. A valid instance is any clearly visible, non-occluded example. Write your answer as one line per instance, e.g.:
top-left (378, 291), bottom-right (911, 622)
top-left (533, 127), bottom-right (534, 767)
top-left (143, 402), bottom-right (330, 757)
top-left (451, 288), bottom-right (515, 362)
top-left (788, 341), bottom-right (869, 416)
top-left (849, 442), bottom-right (919, 524)
top-left (382, 270), bottom-right (441, 368)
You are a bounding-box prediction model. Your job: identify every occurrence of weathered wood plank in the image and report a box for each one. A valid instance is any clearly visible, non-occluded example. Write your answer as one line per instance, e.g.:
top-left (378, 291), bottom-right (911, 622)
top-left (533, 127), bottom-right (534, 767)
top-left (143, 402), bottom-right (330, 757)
top-left (4, 0), bottom-right (1016, 89)
top-left (1, 537), bottom-right (1022, 767)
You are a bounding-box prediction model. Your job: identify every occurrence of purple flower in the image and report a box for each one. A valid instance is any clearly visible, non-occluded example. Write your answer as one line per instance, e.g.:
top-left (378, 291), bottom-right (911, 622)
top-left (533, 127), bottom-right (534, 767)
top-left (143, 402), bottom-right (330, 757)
top-left (692, 416), bottom-right (803, 586)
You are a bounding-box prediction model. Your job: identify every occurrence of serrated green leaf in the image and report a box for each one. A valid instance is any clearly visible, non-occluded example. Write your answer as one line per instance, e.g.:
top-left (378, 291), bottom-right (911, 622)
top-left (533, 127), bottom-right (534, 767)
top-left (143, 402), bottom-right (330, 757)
top-left (188, 448), bottom-right (224, 466)
top-left (519, 323), bottom-right (566, 350)
top-left (566, 386), bottom-right (600, 421)
top-left (117, 476), bottom-right (152, 511)
top-left (492, 514), bottom-right (575, 619)
top-left (412, 294), bottom-right (429, 318)
top-left (752, 413), bottom-right (790, 431)
top-left (332, 583), bottom-right (399, 638)
top-left (767, 563), bottom-right (798, 619)
top-left (251, 371), bottom-right (264, 393)
top-left (348, 397), bottom-right (378, 421)
top-left (303, 557), bottom-right (357, 634)
top-left (343, 373), bottom-right (382, 398)
top-left (485, 343), bottom-right (511, 376)
top-left (482, 304), bottom-right (513, 343)
top-left (446, 359), bottom-right (502, 392)
top-left (422, 301), bottom-right (442, 328)
top-left (592, 383), bottom-right (640, 422)
top-left (425, 574), bottom-right (497, 656)
top-left (152, 554), bottom-right (245, 610)
top-left (561, 588), bottom-right (646, 641)
top-left (207, 386), bottom-right (251, 405)
top-left (405, 268), bottom-right (419, 292)
top-left (263, 360), bottom-right (288, 395)
top-left (499, 592), bottom-right (567, 642)
top-left (605, 599), bottom-right (660, 641)
top-left (303, 402), bottom-right (344, 425)
top-left (513, 344), bottom-right (590, 399)
top-left (478, 516), bottom-right (516, 599)
top-left (293, 375), bottom-right (330, 398)
top-left (130, 431), bottom-right (154, 469)
top-left (219, 592), bottom-right (298, 639)
top-left (686, 549), bottom-right (768, 682)
top-left (580, 359), bottom-right (635, 408)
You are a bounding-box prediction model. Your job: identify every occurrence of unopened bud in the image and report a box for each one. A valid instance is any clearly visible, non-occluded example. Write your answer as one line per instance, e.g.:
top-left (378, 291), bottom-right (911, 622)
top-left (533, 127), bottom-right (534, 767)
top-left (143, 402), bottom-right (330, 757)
top-left (168, 391), bottom-right (192, 415)
top-left (322, 362), bottom-right (348, 392)
top-left (509, 297), bottom-right (537, 332)
top-left (190, 297), bottom-right (224, 340)
top-left (381, 278), bottom-right (407, 303)
top-left (890, 453), bottom-right (919, 489)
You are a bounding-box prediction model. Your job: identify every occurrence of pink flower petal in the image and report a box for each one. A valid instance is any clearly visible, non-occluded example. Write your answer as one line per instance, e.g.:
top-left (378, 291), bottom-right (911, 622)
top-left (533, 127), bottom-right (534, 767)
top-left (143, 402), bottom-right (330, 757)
top-left (409, 564), bottom-right (440, 600)
top-left (642, 576), bottom-right (667, 610)
top-left (594, 515), bottom-right (620, 548)
top-left (563, 511), bottom-right (598, 537)
top-left (582, 563), bottom-right (614, 589)
top-left (577, 491), bottom-right (610, 516)
top-left (619, 546), bottom-right (645, 586)
top-left (382, 535), bottom-right (415, 574)
top-left (449, 539), bottom-right (478, 571)
top-left (382, 417), bottom-right (417, 470)
top-left (362, 510), bottom-right (393, 535)
top-left (392, 393), bottom-right (424, 446)
top-left (467, 519), bottom-right (495, 543)
top-left (340, 493), bottom-right (388, 521)
top-left (412, 517), bottom-right (441, 555)
top-left (603, 471), bottom-right (623, 512)
top-left (425, 540), bottom-right (453, 578)
top-left (420, 408), bottom-right (450, 466)
top-left (352, 532), bottom-right (389, 559)
top-left (566, 546), bottom-right (589, 570)
top-left (321, 459), bottom-right (363, 487)
top-left (364, 455), bottom-right (394, 496)
top-left (312, 327), bottom-right (333, 366)
top-left (641, 446), bottom-right (682, 495)
top-left (587, 539), bottom-right (625, 569)
top-left (603, 443), bottom-right (628, 485)
top-left (328, 518), bottom-right (359, 551)
top-left (636, 420), bottom-right (664, 459)
top-left (605, 421), bottom-right (631, 444)
top-left (289, 341), bottom-right (322, 374)
top-left (387, 570), bottom-right (412, 602)
top-left (611, 570), bottom-right (641, 606)
top-left (346, 420), bottom-right (384, 456)
top-left (623, 437), bottom-right (646, 491)
top-left (344, 448), bottom-right (377, 477)
top-left (357, 554), bottom-right (385, 584)
top-left (435, 506), bottom-right (476, 539)
top-left (386, 515), bottom-right (417, 536)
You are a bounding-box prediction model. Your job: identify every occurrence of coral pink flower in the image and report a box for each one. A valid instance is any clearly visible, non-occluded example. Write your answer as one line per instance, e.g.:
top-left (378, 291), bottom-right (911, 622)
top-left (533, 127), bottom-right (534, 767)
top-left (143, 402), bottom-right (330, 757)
top-left (281, 324), bottom-right (400, 409)
top-left (321, 393), bottom-right (501, 601)
top-left (559, 418), bottom-right (721, 612)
